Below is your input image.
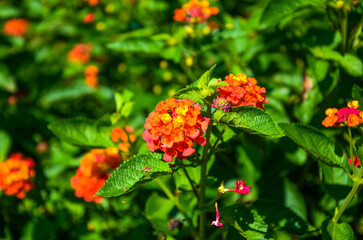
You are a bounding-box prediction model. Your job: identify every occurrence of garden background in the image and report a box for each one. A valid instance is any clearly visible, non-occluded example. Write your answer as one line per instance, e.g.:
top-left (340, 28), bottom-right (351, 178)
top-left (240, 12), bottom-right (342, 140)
top-left (0, 0), bottom-right (362, 239)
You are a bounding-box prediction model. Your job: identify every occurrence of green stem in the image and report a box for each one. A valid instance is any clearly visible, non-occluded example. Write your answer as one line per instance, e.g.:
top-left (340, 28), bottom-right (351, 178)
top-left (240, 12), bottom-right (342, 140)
top-left (155, 178), bottom-right (199, 239)
top-left (341, 4), bottom-right (348, 53)
top-left (348, 127), bottom-right (356, 177)
top-left (207, 125), bottom-right (227, 160)
top-left (332, 166), bottom-right (363, 223)
top-left (199, 105), bottom-right (212, 240)
top-left (182, 165), bottom-right (199, 199)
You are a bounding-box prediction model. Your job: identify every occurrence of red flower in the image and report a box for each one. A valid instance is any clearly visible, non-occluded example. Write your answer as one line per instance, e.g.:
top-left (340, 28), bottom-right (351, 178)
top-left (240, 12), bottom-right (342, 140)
top-left (2, 18), bottom-right (29, 36)
top-left (143, 98), bottom-right (210, 162)
top-left (83, 13), bottom-right (95, 24)
top-left (67, 44), bottom-right (92, 64)
top-left (348, 156), bottom-right (361, 167)
top-left (0, 153), bottom-right (35, 199)
top-left (71, 148), bottom-right (122, 203)
top-left (218, 180), bottom-right (250, 195)
top-left (217, 73), bottom-right (268, 110)
top-left (84, 0), bottom-right (100, 6)
top-left (173, 0), bottom-right (219, 23)
top-left (322, 101), bottom-right (363, 127)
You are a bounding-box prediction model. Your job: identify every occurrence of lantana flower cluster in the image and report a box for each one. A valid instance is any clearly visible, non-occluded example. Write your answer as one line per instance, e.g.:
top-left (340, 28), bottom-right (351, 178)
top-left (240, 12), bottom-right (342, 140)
top-left (217, 73), bottom-right (268, 110)
top-left (173, 0), bottom-right (219, 23)
top-left (67, 44), bottom-right (92, 64)
top-left (71, 148), bottom-right (121, 203)
top-left (143, 98), bottom-right (210, 162)
top-left (322, 100), bottom-right (363, 127)
top-left (110, 126), bottom-right (137, 153)
top-left (0, 153), bottom-right (35, 199)
top-left (2, 18), bottom-right (29, 37)
top-left (84, 65), bottom-right (99, 87)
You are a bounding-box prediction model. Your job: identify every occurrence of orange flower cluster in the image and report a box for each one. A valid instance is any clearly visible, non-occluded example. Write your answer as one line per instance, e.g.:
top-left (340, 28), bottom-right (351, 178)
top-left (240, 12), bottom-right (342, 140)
top-left (84, 0), bottom-right (100, 6)
top-left (67, 44), bottom-right (92, 64)
top-left (71, 148), bottom-right (122, 203)
top-left (110, 126), bottom-right (136, 153)
top-left (322, 101), bottom-right (363, 127)
top-left (143, 98), bottom-right (210, 162)
top-left (84, 65), bottom-right (99, 87)
top-left (217, 73), bottom-right (268, 110)
top-left (173, 0), bottom-right (219, 23)
top-left (0, 153), bottom-right (35, 199)
top-left (83, 13), bottom-right (95, 24)
top-left (2, 18), bottom-right (29, 37)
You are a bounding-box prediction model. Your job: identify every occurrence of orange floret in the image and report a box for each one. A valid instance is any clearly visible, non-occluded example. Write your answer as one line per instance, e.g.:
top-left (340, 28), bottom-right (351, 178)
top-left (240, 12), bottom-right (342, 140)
top-left (216, 73), bottom-right (268, 110)
top-left (173, 0), bottom-right (219, 23)
top-left (71, 148), bottom-right (121, 203)
top-left (67, 44), bottom-right (92, 64)
top-left (83, 13), bottom-right (95, 24)
top-left (0, 153), bottom-right (35, 199)
top-left (84, 65), bottom-right (99, 87)
top-left (84, 0), bottom-right (100, 6)
top-left (110, 126), bottom-right (136, 153)
top-left (2, 18), bottom-right (29, 37)
top-left (143, 98), bottom-right (210, 162)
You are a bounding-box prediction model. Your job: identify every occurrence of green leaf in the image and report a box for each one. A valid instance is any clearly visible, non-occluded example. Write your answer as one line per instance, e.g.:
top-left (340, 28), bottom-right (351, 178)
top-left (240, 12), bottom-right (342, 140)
top-left (96, 153), bottom-right (173, 197)
top-left (253, 199), bottom-right (313, 235)
top-left (173, 86), bottom-right (203, 104)
top-left (48, 118), bottom-right (114, 148)
top-left (222, 204), bottom-right (274, 240)
top-left (114, 89), bottom-right (134, 118)
top-left (0, 131), bottom-right (11, 161)
top-left (279, 123), bottom-right (342, 167)
top-left (145, 193), bottom-right (175, 233)
top-left (322, 218), bottom-right (354, 240)
top-left (212, 106), bottom-right (284, 138)
top-left (0, 64), bottom-right (16, 93)
top-left (310, 47), bottom-right (362, 77)
top-left (197, 64), bottom-right (216, 89)
top-left (39, 84), bottom-right (94, 107)
top-left (260, 0), bottom-right (326, 28)
top-left (107, 38), bottom-right (163, 54)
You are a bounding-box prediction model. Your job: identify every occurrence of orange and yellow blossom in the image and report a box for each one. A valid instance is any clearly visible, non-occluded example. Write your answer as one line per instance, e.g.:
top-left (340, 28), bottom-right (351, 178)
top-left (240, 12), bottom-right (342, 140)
top-left (173, 0), bottom-right (219, 23)
top-left (2, 18), bottom-right (29, 37)
top-left (322, 101), bottom-right (363, 127)
top-left (0, 153), bottom-right (35, 199)
top-left (217, 73), bottom-right (268, 110)
top-left (71, 148), bottom-right (122, 203)
top-left (84, 65), bottom-right (99, 87)
top-left (143, 98), bottom-right (210, 162)
top-left (67, 44), bottom-right (92, 64)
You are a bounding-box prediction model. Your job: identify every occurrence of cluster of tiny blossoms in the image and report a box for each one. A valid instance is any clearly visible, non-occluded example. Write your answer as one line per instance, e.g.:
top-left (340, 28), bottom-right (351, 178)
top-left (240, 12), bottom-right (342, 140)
top-left (143, 98), bottom-right (210, 162)
top-left (217, 73), bottom-right (268, 110)
top-left (173, 0), bottom-right (219, 23)
top-left (0, 153), bottom-right (35, 199)
top-left (84, 65), bottom-right (99, 87)
top-left (67, 44), bottom-right (92, 64)
top-left (71, 148), bottom-right (121, 203)
top-left (322, 100), bottom-right (363, 127)
top-left (212, 97), bottom-right (231, 112)
top-left (110, 126), bottom-right (137, 153)
top-left (2, 18), bottom-right (29, 37)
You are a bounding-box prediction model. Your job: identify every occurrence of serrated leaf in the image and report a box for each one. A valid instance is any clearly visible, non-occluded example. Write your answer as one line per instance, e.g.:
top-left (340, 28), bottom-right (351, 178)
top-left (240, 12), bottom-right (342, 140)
top-left (322, 218), bottom-right (354, 240)
top-left (253, 199), bottom-right (314, 235)
top-left (212, 106), bottom-right (284, 138)
top-left (173, 86), bottom-right (203, 103)
top-left (48, 118), bottom-right (114, 148)
top-left (96, 153), bottom-right (174, 197)
top-left (0, 131), bottom-right (11, 161)
top-left (279, 123), bottom-right (342, 167)
top-left (208, 78), bottom-right (228, 90)
top-left (222, 204), bottom-right (274, 240)
top-left (197, 64), bottom-right (216, 89)
top-left (107, 38), bottom-right (163, 54)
